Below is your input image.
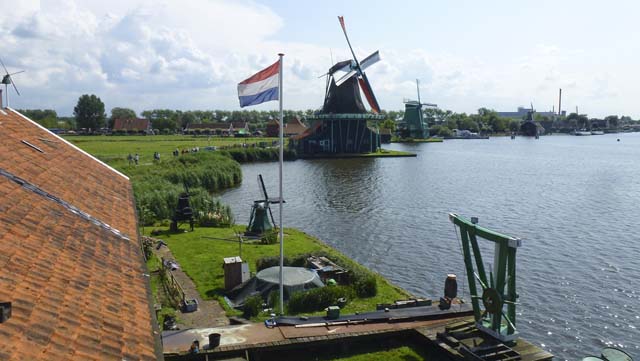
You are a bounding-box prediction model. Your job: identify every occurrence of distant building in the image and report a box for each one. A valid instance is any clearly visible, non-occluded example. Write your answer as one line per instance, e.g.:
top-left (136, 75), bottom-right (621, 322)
top-left (0, 109), bottom-right (162, 360)
top-left (112, 118), bottom-right (153, 134)
top-left (231, 121), bottom-right (250, 137)
top-left (266, 118), bottom-right (308, 137)
top-left (497, 107), bottom-right (565, 119)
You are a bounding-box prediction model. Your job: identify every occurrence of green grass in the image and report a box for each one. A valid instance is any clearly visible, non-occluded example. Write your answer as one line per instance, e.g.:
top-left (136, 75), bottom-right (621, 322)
top-left (63, 134), bottom-right (278, 163)
top-left (143, 226), bottom-right (411, 316)
top-left (319, 346), bottom-right (427, 361)
top-left (268, 340), bottom-right (430, 361)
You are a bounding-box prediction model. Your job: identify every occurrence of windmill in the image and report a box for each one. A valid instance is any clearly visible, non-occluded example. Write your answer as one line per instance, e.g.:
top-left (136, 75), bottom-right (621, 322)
top-left (331, 16), bottom-right (381, 114)
top-left (399, 79), bottom-right (437, 139)
top-left (245, 174), bottom-right (284, 237)
top-left (290, 17), bottom-right (386, 155)
top-left (520, 102), bottom-right (539, 137)
top-left (0, 58), bottom-right (24, 107)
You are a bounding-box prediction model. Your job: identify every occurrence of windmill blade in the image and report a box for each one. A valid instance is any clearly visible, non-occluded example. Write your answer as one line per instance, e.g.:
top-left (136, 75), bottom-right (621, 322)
top-left (257, 174), bottom-right (269, 200)
top-left (357, 73), bottom-right (381, 114)
top-left (335, 69), bottom-right (358, 86)
top-left (337, 16), bottom-right (361, 70)
top-left (11, 78), bottom-right (20, 96)
top-left (359, 50), bottom-right (380, 71)
top-left (0, 57), bottom-right (8, 75)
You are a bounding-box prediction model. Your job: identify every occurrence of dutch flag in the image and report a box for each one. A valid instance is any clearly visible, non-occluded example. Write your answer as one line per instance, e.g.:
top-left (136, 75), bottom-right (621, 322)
top-left (237, 60), bottom-right (280, 107)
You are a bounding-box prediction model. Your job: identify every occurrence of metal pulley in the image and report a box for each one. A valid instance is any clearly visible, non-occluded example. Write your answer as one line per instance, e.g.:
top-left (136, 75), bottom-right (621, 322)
top-left (482, 288), bottom-right (503, 314)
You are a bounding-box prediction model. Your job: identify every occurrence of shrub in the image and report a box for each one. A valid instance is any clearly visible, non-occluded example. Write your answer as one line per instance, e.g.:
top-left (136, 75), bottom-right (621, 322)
top-left (260, 229), bottom-right (278, 244)
top-left (243, 294), bottom-right (263, 318)
top-left (130, 153), bottom-right (242, 224)
top-left (196, 198), bottom-right (234, 227)
top-left (256, 256), bottom-right (287, 272)
top-left (287, 286), bottom-right (354, 314)
top-left (350, 269), bottom-right (377, 297)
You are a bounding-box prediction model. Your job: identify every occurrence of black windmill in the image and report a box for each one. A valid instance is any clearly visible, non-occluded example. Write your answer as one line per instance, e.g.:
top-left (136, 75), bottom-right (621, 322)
top-left (170, 184), bottom-right (194, 232)
top-left (245, 174), bottom-right (283, 237)
top-left (292, 16), bottom-right (386, 155)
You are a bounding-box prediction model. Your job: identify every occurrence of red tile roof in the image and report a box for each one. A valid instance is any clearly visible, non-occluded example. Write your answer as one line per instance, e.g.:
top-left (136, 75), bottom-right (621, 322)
top-left (113, 118), bottom-right (151, 132)
top-left (0, 108), bottom-right (160, 360)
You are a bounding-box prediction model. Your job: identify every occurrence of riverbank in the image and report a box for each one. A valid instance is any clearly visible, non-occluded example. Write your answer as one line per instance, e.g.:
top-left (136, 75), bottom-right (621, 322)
top-left (299, 149), bottom-right (416, 159)
top-left (144, 225), bottom-right (412, 322)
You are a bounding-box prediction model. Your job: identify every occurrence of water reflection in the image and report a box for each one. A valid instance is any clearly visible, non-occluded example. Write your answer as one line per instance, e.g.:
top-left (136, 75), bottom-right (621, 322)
top-left (221, 133), bottom-right (640, 359)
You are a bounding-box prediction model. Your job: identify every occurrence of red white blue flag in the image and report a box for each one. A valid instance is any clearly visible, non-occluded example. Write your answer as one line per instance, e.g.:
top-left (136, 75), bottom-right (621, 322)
top-left (237, 60), bottom-right (280, 107)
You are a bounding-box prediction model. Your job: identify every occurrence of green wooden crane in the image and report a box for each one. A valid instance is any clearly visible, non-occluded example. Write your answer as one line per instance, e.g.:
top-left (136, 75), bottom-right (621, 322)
top-left (449, 213), bottom-right (521, 343)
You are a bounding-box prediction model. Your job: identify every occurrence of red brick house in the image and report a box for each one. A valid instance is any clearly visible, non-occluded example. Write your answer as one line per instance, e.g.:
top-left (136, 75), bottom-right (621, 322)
top-left (113, 118), bottom-right (153, 134)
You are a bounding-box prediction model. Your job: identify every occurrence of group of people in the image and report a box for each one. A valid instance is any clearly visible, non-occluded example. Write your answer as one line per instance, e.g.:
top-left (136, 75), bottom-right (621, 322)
top-left (172, 147), bottom-right (200, 156)
top-left (127, 152), bottom-right (161, 165)
top-left (126, 153), bottom-right (140, 165)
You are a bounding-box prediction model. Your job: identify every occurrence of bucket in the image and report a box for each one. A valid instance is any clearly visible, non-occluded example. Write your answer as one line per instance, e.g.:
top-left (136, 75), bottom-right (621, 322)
top-left (208, 333), bottom-right (221, 349)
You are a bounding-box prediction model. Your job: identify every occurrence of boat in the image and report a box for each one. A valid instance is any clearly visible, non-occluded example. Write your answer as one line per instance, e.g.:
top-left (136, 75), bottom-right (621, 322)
top-left (591, 130), bottom-right (605, 135)
top-left (573, 129), bottom-right (592, 136)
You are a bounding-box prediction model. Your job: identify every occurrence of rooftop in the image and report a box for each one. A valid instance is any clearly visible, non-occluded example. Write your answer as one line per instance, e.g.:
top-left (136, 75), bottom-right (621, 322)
top-left (0, 108), bottom-right (161, 360)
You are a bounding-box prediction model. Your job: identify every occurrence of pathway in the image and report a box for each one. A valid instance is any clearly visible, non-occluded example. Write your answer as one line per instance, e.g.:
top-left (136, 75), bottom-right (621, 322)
top-left (151, 237), bottom-right (229, 328)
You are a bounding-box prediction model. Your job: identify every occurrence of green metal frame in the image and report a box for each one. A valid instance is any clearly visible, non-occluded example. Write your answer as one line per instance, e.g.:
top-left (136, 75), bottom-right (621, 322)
top-left (449, 213), bottom-right (521, 342)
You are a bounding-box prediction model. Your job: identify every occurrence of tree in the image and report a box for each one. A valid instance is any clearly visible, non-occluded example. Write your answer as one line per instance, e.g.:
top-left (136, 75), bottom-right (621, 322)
top-left (604, 115), bottom-right (619, 129)
top-left (74, 94), bottom-right (106, 131)
top-left (509, 119), bottom-right (520, 132)
top-left (109, 107), bottom-right (136, 128)
top-left (381, 119), bottom-right (396, 131)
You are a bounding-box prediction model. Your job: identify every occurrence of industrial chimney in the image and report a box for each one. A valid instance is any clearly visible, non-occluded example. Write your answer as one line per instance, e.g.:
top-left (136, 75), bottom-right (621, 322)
top-left (558, 88), bottom-right (562, 116)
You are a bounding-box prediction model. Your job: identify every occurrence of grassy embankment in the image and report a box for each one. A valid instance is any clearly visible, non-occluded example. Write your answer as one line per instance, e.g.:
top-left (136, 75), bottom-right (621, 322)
top-left (144, 226), bottom-right (411, 317)
top-left (65, 135), bottom-right (279, 162)
top-left (68, 135), bottom-right (412, 319)
top-left (66, 134), bottom-right (413, 162)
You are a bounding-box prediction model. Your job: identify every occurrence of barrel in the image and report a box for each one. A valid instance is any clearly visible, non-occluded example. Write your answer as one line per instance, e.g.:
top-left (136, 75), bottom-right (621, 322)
top-left (208, 333), bottom-right (221, 349)
top-left (444, 274), bottom-right (457, 299)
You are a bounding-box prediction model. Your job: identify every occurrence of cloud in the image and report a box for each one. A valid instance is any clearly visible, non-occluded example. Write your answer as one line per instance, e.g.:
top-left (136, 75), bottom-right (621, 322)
top-left (0, 1), bottom-right (633, 118)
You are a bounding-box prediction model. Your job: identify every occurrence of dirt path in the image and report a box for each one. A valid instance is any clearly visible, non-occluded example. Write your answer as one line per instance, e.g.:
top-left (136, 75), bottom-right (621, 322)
top-left (153, 240), bottom-right (229, 328)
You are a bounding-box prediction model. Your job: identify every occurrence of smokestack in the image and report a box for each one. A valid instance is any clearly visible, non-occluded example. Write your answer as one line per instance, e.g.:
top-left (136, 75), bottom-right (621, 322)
top-left (558, 88), bottom-right (562, 116)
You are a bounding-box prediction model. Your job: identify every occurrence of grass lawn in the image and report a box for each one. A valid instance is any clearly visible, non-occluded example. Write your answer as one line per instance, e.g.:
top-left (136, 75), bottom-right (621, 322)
top-left (306, 345), bottom-right (427, 361)
top-left (64, 134), bottom-right (278, 163)
top-left (144, 226), bottom-right (411, 316)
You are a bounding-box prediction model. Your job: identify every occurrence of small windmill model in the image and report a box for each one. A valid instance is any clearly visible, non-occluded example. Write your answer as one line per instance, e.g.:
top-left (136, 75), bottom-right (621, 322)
top-left (245, 174), bottom-right (284, 237)
top-left (0, 58), bottom-right (24, 107)
top-left (331, 16), bottom-right (381, 113)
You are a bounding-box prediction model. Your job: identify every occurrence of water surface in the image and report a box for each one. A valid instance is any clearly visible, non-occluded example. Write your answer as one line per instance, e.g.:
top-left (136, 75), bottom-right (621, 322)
top-left (221, 133), bottom-right (640, 359)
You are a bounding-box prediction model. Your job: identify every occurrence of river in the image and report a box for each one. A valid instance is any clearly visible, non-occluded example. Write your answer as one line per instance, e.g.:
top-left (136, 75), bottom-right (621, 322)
top-left (220, 133), bottom-right (640, 359)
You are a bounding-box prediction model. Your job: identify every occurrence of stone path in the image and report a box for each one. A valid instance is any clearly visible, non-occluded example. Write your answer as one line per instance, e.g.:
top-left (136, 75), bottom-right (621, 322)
top-left (152, 239), bottom-right (229, 328)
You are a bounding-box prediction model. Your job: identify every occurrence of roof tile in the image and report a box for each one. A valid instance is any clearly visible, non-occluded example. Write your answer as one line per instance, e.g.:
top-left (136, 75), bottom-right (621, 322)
top-left (0, 109), bottom-right (159, 360)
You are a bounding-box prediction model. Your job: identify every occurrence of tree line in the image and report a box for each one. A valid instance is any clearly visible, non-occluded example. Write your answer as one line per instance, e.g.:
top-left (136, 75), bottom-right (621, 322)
top-left (18, 93), bottom-right (637, 134)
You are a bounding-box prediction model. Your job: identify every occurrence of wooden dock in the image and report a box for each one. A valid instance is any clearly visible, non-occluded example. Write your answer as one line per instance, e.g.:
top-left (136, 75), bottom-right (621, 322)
top-left (163, 314), bottom-right (553, 361)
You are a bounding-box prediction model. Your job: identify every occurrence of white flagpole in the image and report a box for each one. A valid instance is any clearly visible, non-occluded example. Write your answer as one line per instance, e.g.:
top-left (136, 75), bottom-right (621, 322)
top-left (277, 53), bottom-right (285, 315)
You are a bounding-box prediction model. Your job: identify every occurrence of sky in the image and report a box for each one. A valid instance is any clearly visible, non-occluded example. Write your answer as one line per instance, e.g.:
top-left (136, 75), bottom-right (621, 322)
top-left (0, 0), bottom-right (637, 118)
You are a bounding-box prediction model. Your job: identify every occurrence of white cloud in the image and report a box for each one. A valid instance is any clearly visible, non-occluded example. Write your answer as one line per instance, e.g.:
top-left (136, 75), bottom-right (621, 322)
top-left (0, 0), bottom-right (634, 118)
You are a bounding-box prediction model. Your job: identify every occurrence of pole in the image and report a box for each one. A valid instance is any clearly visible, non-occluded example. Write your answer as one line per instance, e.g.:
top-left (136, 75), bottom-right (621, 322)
top-left (277, 53), bottom-right (285, 315)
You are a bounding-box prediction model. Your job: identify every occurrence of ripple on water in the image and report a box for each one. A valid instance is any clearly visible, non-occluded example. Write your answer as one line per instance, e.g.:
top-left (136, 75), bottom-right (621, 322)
top-left (220, 134), bottom-right (640, 360)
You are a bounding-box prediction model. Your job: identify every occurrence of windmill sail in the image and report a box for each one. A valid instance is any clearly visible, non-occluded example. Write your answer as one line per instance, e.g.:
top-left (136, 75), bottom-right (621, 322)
top-left (335, 16), bottom-right (381, 114)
